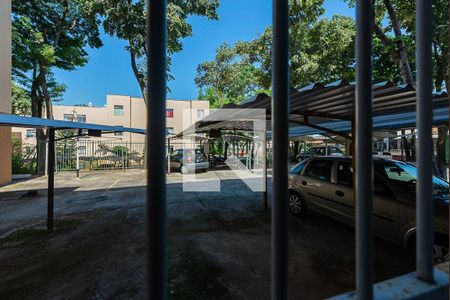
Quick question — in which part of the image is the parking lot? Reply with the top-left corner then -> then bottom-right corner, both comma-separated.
0,170 -> 414,299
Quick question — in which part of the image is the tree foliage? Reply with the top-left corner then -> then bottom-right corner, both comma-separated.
12,0 -> 102,119
12,0 -> 103,173
346,0 -> 449,90
99,0 -> 220,104
11,81 -> 31,116
196,1 -> 356,106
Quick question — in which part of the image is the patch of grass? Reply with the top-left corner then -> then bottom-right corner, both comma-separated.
0,218 -> 84,247
169,240 -> 229,300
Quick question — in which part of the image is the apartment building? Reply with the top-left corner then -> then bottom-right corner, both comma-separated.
0,0 -> 12,185
13,95 -> 210,146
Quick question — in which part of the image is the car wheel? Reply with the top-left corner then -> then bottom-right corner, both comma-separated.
181,165 -> 188,174
288,192 -> 307,217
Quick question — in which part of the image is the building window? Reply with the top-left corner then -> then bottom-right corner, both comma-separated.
78,146 -> 86,155
63,114 -> 73,121
114,105 -> 124,116
26,129 -> 36,138
77,114 -> 86,123
197,109 -> 205,119
166,127 -> 174,135
166,109 -> 174,118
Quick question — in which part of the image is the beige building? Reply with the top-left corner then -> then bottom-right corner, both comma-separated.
0,0 -> 12,185
14,95 -> 210,146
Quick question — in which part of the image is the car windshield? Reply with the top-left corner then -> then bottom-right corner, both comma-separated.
182,149 -> 204,155
376,161 -> 448,197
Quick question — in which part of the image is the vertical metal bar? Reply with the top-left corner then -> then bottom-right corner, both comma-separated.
167,138 -> 171,175
355,0 -> 374,298
262,139 -> 268,211
76,138 -> 80,178
47,128 -> 55,231
147,0 -> 168,299
271,0 -> 289,298
416,0 -> 434,282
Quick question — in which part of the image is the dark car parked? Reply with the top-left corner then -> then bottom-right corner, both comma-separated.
169,149 -> 209,174
288,156 -> 449,262
296,146 -> 343,162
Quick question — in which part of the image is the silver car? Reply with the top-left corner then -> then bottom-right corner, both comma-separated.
288,157 -> 449,261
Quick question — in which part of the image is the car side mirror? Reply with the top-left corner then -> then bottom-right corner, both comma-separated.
389,167 -> 405,175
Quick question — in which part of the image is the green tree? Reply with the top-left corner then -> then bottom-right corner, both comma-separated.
99,0 -> 220,104
196,43 -> 262,108
11,81 -> 31,116
195,3 -> 357,106
12,0 -> 103,173
346,0 -> 449,89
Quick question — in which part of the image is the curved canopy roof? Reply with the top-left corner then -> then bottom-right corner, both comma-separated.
0,113 -> 146,134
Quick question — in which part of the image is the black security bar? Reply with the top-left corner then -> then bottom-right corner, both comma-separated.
415,0 -> 434,283
271,0 -> 290,299
146,0 -> 168,299
355,0 -> 374,298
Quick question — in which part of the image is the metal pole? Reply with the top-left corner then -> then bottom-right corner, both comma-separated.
167,138 -> 171,175
271,0 -> 289,298
76,138 -> 80,178
355,0 -> 374,298
47,128 -> 55,231
262,139 -> 268,211
416,0 -> 434,282
147,0 -> 168,298
401,130 -> 405,161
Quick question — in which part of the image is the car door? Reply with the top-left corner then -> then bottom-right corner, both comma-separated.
333,161 -> 355,224
333,161 -> 400,240
300,159 -> 335,213
373,174 -> 400,242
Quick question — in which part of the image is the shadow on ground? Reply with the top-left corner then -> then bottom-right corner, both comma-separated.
0,171 -> 414,299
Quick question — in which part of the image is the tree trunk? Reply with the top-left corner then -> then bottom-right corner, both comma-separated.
433,42 -> 445,92
411,134 -> 416,161
30,68 -> 46,174
130,49 -> 148,105
382,0 -> 415,86
435,127 -> 447,178
224,141 -> 229,160
39,70 -> 54,120
293,141 -> 299,162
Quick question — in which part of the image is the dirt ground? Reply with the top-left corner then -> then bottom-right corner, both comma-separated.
0,170 -> 415,299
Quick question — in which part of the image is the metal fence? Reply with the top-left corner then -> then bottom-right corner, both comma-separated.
49,140 -> 145,172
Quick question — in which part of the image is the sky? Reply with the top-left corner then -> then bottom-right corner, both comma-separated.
54,0 -> 353,106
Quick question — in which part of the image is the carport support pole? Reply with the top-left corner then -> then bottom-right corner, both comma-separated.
146,0 -> 168,299
415,0 -> 434,283
262,138 -> 268,211
76,138 -> 80,178
271,0 -> 289,298
47,128 -> 55,231
355,0 -> 374,299
167,138 -> 171,175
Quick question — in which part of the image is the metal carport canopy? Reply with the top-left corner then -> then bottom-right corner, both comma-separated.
283,107 -> 449,138
174,80 -> 449,139
0,113 -> 146,233
239,80 -> 448,121
0,113 -> 146,134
